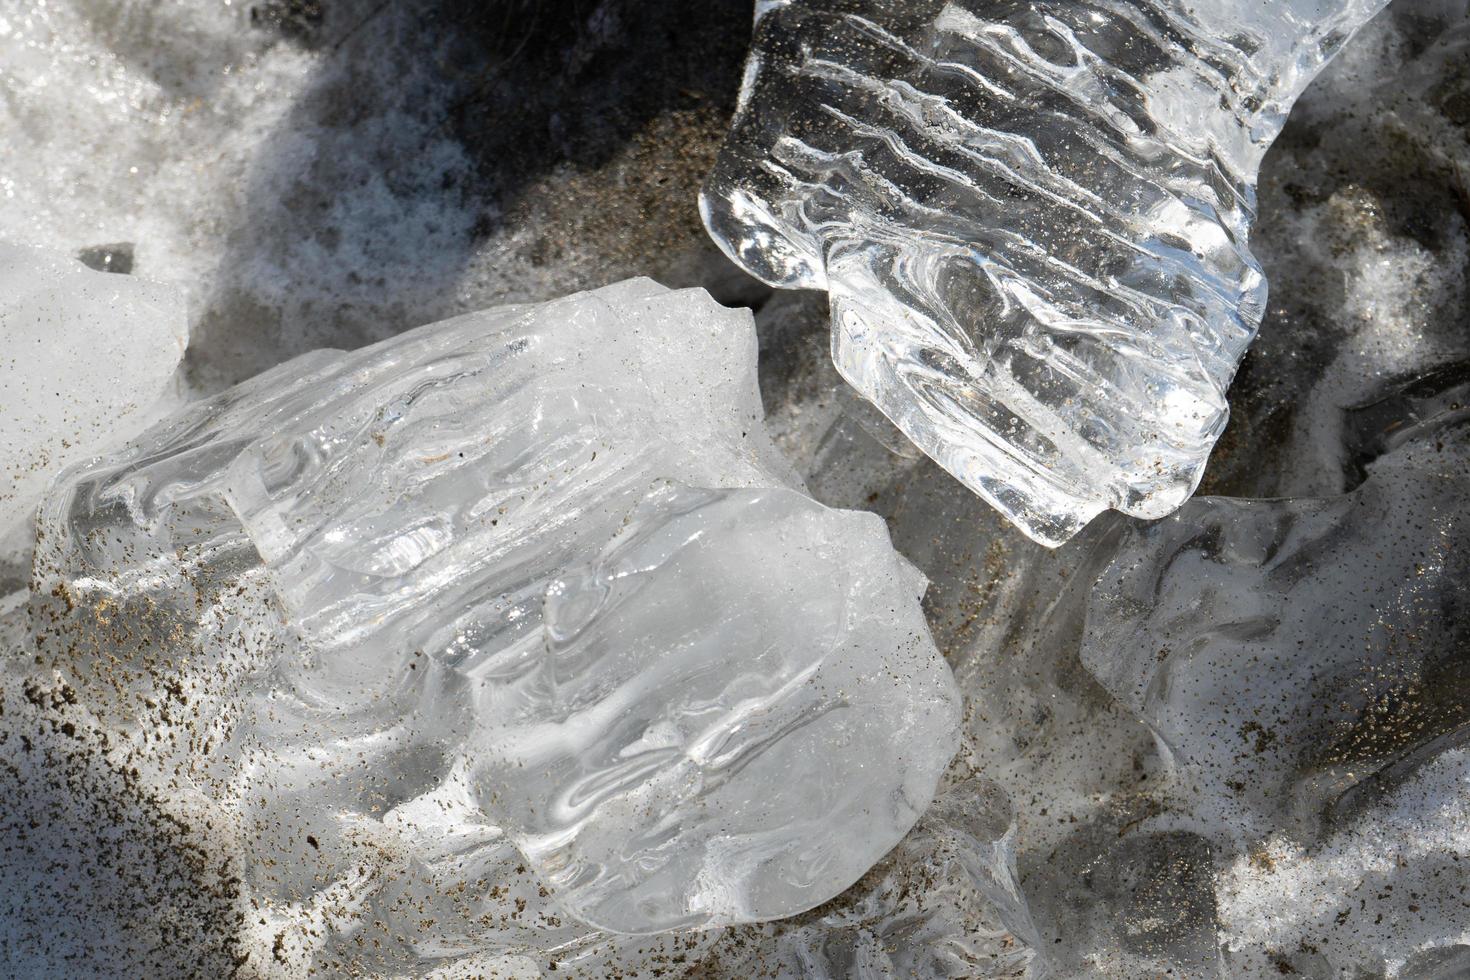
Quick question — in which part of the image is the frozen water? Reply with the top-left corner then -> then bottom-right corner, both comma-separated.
2,0 -> 1468,975
1082,387 -> 1470,841
0,0 -> 764,391
1078,362 -> 1470,973
1073,15 -> 1470,849
732,10 -> 1470,972
1081,359 -> 1470,828
696,778 -> 1040,978
704,0 -> 1393,544
24,280 -> 959,969
0,241 -> 186,538
1218,745 -> 1470,977
1200,13 -> 1470,500
501,482 -> 957,932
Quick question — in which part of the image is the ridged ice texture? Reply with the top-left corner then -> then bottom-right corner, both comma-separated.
31,279 -> 960,946
0,241 -> 185,536
703,0 -> 1391,545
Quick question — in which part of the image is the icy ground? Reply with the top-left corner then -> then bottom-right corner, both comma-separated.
1,0 -> 1468,977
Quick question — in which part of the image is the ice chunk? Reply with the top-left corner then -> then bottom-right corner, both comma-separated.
29,280 -> 960,958
703,0 -> 1392,544
1079,365 -> 1470,844
0,241 -> 186,536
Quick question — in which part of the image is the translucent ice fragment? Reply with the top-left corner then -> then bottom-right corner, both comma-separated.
32,279 -> 959,948
0,241 -> 186,535
1079,366 -> 1470,841
491,484 -> 958,932
703,0 -> 1392,544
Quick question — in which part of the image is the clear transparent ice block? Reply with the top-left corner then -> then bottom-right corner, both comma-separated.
703,0 -> 1391,544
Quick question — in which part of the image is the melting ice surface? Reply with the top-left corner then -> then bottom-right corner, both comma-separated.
1078,364 -> 1470,974
28,279 -> 959,969
703,0 -> 1393,544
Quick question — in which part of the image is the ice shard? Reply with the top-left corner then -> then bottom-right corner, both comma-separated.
28,279 -> 960,958
703,0 -> 1393,544
0,241 -> 186,537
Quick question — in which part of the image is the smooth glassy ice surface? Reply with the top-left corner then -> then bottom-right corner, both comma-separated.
703,0 -> 1393,544
497,483 -> 957,932
0,241 -> 185,537
27,280 -> 960,967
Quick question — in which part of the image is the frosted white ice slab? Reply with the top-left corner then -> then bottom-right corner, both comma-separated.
703,0 -> 1391,544
0,241 -> 185,535
32,279 -> 960,942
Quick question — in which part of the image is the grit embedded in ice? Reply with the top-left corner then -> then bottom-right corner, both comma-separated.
26,279 -> 960,973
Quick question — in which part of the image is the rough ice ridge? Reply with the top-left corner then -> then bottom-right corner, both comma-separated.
27,279 -> 960,968
703,0 -> 1392,545
0,241 -> 186,538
